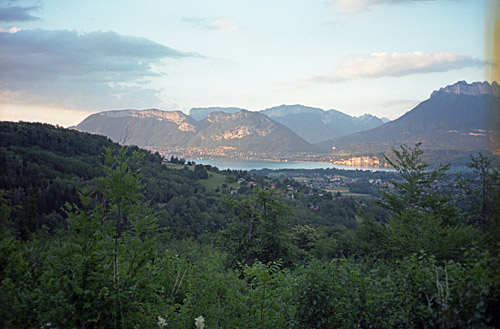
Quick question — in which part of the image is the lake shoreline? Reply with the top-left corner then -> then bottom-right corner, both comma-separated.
188,158 -> 396,172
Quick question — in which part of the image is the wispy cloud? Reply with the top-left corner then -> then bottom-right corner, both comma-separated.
0,29 -> 199,110
301,51 -> 484,84
209,19 -> 239,33
183,17 -> 238,33
330,0 -> 451,13
0,4 -> 41,22
338,52 -> 484,78
0,26 -> 20,33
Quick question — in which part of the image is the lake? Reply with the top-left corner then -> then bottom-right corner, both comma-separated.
189,159 -> 395,171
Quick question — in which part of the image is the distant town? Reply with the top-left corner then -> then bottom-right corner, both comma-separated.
145,146 -> 390,168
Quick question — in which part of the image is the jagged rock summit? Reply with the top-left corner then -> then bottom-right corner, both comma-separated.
316,80 -> 500,165
189,107 -> 245,121
432,80 -> 500,97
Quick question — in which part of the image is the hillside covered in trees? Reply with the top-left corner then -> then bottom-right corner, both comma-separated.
1,122 -> 499,328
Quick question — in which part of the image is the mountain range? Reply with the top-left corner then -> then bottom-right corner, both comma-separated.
317,81 -> 499,164
76,109 -> 312,155
189,105 -> 388,143
261,105 -> 388,143
74,81 -> 500,167
189,107 -> 245,121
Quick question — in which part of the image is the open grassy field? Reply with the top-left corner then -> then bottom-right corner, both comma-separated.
341,193 -> 372,198
163,162 -> 193,170
325,188 -> 349,194
198,172 -> 240,190
163,162 -> 248,191
325,188 -> 372,198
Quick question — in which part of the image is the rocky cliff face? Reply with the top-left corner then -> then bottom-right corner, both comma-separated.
432,81 -> 500,97
206,110 -> 258,123
187,105 -> 388,143
76,109 -> 313,154
190,107 -> 244,121
98,109 -> 196,132
203,111 -> 278,139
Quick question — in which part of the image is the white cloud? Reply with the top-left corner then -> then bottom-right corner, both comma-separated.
296,51 -> 484,86
330,0 -> 447,13
0,26 -> 20,33
208,19 -> 238,33
338,52 -> 484,78
183,17 -> 238,33
332,0 -> 386,12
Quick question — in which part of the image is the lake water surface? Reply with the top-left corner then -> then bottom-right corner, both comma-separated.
190,159 -> 395,171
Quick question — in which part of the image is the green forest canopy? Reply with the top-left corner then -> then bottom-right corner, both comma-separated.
1,122 -> 499,328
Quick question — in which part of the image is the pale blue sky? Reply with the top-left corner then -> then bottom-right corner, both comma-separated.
0,0 -> 493,126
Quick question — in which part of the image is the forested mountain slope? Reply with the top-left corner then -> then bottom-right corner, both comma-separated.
0,121 -> 357,239
0,122 -> 232,238
1,122 -> 499,329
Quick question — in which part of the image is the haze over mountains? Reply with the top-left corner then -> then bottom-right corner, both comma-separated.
76,108 -> 312,155
189,105 -> 388,143
261,105 -> 388,143
318,81 -> 500,155
75,81 -> 500,166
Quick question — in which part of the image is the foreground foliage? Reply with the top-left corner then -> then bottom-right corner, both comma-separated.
1,123 -> 499,328
2,238 -> 498,328
294,252 -> 498,329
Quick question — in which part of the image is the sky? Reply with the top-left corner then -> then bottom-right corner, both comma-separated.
0,0 -> 497,127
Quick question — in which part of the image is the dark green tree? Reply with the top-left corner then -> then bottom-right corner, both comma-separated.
0,189 -> 15,237
380,143 -> 454,220
59,147 -> 164,328
461,153 -> 499,228
194,165 -> 209,179
220,189 -> 298,267
359,143 -> 479,260
459,153 -> 500,252
16,188 -> 39,240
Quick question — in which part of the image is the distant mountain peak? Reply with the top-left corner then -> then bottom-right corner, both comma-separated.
99,108 -> 187,119
262,104 -> 325,117
317,80 -> 500,165
206,109 -> 250,122
261,105 -> 386,143
82,109 -> 197,133
75,108 -> 312,154
432,81 -> 500,97
189,107 -> 245,120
